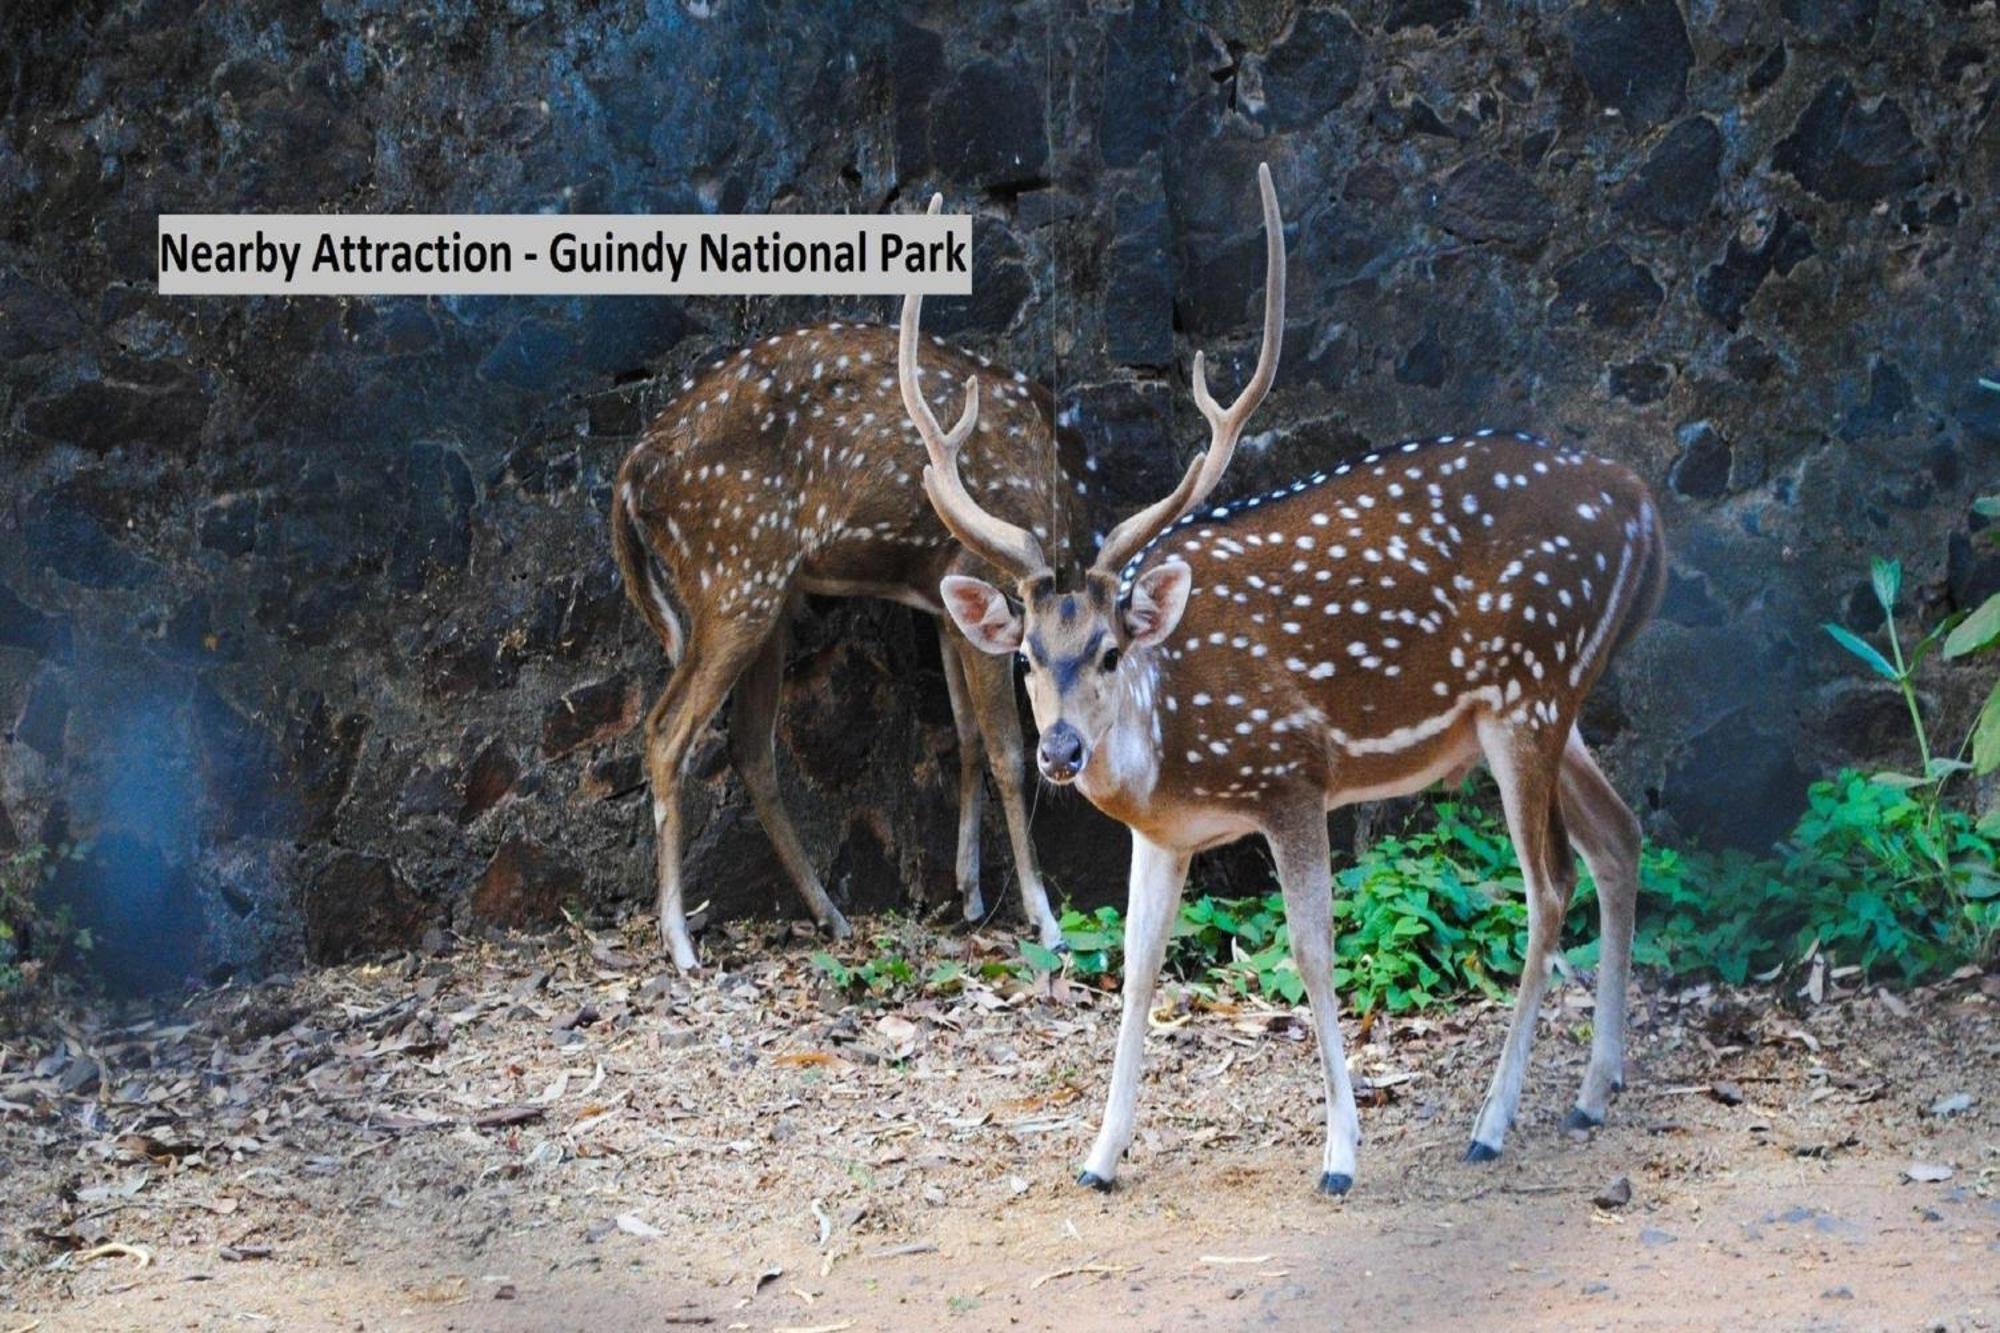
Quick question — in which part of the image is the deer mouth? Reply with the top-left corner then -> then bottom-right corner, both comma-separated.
1035,722 -> 1088,784
1038,755 -> 1084,785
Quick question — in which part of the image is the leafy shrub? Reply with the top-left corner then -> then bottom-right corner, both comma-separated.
1329,798 -> 1551,1012
1636,773 -> 1998,984
0,841 -> 91,997
1822,546 -> 2000,962
810,940 -> 917,997
1057,765 -> 1991,1006
1176,893 -> 1301,1003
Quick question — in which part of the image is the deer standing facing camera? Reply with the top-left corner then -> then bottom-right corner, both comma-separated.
612,319 -> 1080,971
900,164 -> 1664,1193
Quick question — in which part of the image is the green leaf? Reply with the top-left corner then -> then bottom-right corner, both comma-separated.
1871,558 -> 1902,616
1868,771 -> 1927,790
1019,941 -> 1062,974
1972,683 -> 2000,777
1973,495 -> 2000,518
1942,593 -> 2000,659
1925,757 -> 1973,780
1824,624 -> 1900,680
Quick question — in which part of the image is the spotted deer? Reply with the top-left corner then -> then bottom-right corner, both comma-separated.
900,164 -> 1665,1193
612,315 -> 1080,972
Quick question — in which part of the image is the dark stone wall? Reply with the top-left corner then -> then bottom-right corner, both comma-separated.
2,0 -> 1995,990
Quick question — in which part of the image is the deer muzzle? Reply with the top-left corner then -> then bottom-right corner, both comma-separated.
1036,721 -> 1087,784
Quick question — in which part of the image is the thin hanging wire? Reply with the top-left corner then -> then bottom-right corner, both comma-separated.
1040,0 -> 1067,578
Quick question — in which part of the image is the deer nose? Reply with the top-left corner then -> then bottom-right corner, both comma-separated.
1037,723 -> 1086,783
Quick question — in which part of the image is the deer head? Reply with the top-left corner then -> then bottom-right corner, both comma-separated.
900,164 -> 1286,783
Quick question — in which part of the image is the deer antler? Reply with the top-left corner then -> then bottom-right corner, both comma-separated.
898,196 -> 1051,581
1094,161 -> 1286,577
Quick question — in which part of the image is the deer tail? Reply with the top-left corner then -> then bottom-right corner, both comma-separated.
1609,497 -> 1666,661
611,477 -> 685,666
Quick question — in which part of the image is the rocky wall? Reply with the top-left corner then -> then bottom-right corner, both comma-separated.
1,0 -> 1995,991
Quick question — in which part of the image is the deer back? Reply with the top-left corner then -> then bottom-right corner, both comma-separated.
617,323 -> 1082,619
1113,431 -> 1663,834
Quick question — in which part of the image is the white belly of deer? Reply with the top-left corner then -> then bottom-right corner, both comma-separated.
1327,734 -> 1485,808
1161,803 -> 1265,851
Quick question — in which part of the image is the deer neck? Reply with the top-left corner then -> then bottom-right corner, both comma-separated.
1075,647 -> 1165,815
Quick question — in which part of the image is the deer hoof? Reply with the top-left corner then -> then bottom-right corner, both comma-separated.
823,912 -> 854,940
1562,1107 -> 1604,1132
1316,1172 -> 1353,1197
1075,1169 -> 1114,1193
1463,1140 -> 1502,1164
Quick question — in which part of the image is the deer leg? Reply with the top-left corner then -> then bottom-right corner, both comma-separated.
730,623 -> 851,940
1466,717 -> 1573,1161
1078,831 -> 1190,1190
936,626 -> 988,923
1557,730 -> 1642,1130
960,646 -> 1063,949
1268,806 -> 1363,1195
645,628 -> 765,973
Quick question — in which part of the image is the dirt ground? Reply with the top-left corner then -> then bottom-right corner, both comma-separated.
2,918 -> 1996,1333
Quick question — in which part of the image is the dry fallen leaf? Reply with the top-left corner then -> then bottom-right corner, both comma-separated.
875,1015 -> 919,1058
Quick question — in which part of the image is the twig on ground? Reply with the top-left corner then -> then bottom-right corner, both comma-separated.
862,1242 -> 937,1259
811,1197 -> 832,1249
1030,1260 -> 1128,1289
71,1242 -> 153,1269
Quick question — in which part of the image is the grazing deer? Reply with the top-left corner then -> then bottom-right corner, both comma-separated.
611,317 -> 1079,971
900,164 -> 1664,1193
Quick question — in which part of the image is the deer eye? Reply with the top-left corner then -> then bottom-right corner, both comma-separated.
1100,646 -> 1121,673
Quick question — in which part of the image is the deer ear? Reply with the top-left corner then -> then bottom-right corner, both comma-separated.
939,575 -> 1024,654
1123,560 -> 1192,647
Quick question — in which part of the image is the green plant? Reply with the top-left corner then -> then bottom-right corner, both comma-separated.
810,765 -> 1995,1012
1625,842 -> 1785,984
0,841 -> 91,996
1633,773 -> 1997,982
1004,796 -> 1592,1015
810,941 -> 916,997
1782,772 -> 1996,975
1823,549 -> 2000,959
1175,892 -> 1300,1002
